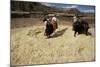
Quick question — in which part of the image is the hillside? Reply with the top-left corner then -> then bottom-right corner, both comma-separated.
11,1 -> 62,13
11,1 -> 85,17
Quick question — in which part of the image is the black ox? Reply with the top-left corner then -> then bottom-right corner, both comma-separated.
72,20 -> 90,37
44,19 -> 54,38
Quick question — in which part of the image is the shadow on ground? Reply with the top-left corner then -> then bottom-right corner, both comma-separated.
50,28 -> 68,38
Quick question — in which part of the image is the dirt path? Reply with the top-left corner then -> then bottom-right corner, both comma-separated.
11,25 -> 95,65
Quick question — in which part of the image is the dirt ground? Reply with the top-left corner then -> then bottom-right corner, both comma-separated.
11,18 -> 95,66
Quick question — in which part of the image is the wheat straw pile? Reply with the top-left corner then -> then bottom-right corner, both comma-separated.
11,25 -> 95,65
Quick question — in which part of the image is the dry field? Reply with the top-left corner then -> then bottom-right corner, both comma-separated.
11,18 -> 95,66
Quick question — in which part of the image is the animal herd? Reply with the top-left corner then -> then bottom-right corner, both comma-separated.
43,16 -> 90,38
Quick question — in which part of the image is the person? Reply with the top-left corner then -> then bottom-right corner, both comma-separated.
43,15 -> 48,25
72,14 -> 80,31
73,14 -> 79,23
51,15 -> 58,34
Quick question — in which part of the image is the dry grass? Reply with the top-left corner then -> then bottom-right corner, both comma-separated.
11,25 -> 95,65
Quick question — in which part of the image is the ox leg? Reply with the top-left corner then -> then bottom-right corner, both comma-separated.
74,31 -> 77,37
47,35 -> 50,38
44,32 -> 46,36
85,28 -> 88,36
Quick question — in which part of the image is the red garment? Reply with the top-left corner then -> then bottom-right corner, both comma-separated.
51,21 -> 58,31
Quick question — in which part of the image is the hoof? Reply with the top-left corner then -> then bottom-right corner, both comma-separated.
44,33 -> 46,36
74,35 -> 76,37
